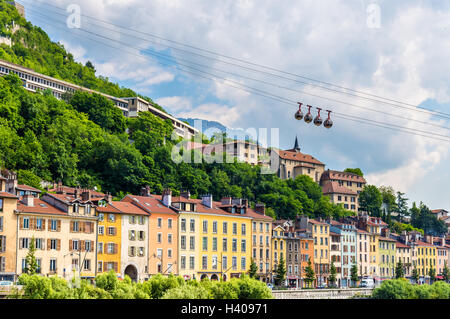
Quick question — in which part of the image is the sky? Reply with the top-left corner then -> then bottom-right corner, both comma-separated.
20,0 -> 450,210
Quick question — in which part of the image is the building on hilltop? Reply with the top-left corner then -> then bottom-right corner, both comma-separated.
0,59 -> 198,139
271,136 -> 326,183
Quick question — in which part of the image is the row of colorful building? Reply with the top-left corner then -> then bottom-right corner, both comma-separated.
0,169 -> 448,286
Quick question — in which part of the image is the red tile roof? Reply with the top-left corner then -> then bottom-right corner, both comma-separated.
395,242 -> 410,248
17,198 -> 67,216
0,191 -> 19,199
48,186 -> 105,197
320,169 -> 366,184
274,149 -> 324,165
322,181 -> 357,196
122,195 -> 177,215
17,184 -> 42,193
414,241 -> 435,247
379,236 -> 396,242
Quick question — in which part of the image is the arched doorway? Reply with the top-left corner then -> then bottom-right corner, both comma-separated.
200,274 -> 208,280
222,274 -> 227,282
211,274 -> 219,281
124,264 -> 138,282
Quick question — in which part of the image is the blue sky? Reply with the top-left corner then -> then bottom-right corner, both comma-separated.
22,0 -> 450,210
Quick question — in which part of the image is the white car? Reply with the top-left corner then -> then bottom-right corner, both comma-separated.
0,281 -> 13,286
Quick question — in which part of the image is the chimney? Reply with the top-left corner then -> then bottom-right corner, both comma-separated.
105,192 -> 112,204
201,194 -> 213,208
255,203 -> 266,215
221,196 -> 232,205
74,187 -> 81,199
140,185 -> 151,197
57,180 -> 64,194
180,190 -> 190,199
162,189 -> 172,207
81,190 -> 91,202
23,193 -> 34,207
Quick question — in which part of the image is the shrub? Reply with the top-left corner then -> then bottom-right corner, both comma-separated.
161,285 -> 211,299
372,279 -> 415,299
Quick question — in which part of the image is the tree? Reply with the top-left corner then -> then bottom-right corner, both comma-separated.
443,262 -> 449,283
329,261 -> 337,288
396,191 -> 409,221
275,255 -> 286,286
304,258 -> 315,288
350,264 -> 358,287
429,266 -> 436,284
359,185 -> 383,217
248,259 -> 258,279
25,236 -> 38,275
395,260 -> 404,279
343,168 -> 364,177
412,265 -> 419,284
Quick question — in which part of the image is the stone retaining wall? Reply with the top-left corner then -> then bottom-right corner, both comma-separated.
272,288 -> 373,299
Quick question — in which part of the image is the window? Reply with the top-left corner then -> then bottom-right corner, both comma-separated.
50,259 -> 57,272
50,219 -> 58,231
202,237 -> 208,250
107,243 -> 115,254
0,199 -> 3,212
202,256 -> 207,270
223,238 -> 228,252
181,219 -> 186,232
241,257 -> 246,270
23,217 -> 29,229
108,227 -> 116,236
181,256 -> 186,269
50,239 -> 57,250
189,256 -> 195,269
212,221 -> 217,234
98,213 -> 104,222
157,233 -> 162,243
241,239 -> 246,252
233,223 -> 237,235
98,226 -> 104,235
72,221 -> 79,232
97,261 -> 103,272
0,216 -> 2,232
241,224 -> 246,235
84,259 -> 91,271
138,216 -> 144,225
232,257 -> 237,270
232,239 -> 237,252
189,236 -> 195,250
253,222 -> 256,231
129,230 -> 136,240
158,218 -> 162,228
181,236 -> 186,250
168,218 -> 173,229
21,238 -> 29,249
168,233 -> 173,244
190,219 -> 195,232
108,214 -> 115,222
129,216 -> 136,224
202,220 -> 208,233
98,242 -> 103,254
223,222 -> 228,234
212,237 -> 217,251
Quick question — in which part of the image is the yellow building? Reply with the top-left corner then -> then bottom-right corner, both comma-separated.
357,214 -> 387,278
96,204 -> 122,275
412,241 -> 436,281
168,193 -> 252,281
249,204 -> 273,283
272,224 -> 286,283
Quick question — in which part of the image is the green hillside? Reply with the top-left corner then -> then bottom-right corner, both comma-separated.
0,0 -> 165,111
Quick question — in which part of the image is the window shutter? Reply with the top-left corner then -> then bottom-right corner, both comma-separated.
114,243 -> 118,254
70,221 -> 73,233
80,240 -> 85,252
47,239 -> 51,250
114,262 -> 118,272
47,219 -> 51,231
19,238 -> 23,249
57,220 -> 61,232
69,240 -> 73,251
129,230 -> 132,240
41,219 -> 45,231
19,217 -> 23,230
57,239 -> 61,251
80,222 -> 85,233
128,246 -> 132,257
30,217 -> 35,230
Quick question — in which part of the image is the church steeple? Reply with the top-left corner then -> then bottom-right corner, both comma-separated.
294,135 -> 300,153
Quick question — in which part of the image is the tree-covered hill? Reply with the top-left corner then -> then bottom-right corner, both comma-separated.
0,0 -> 166,112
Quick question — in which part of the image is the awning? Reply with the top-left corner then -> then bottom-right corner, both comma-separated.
436,275 -> 444,280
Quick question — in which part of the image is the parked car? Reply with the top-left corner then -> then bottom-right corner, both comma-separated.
316,283 -> 327,289
359,277 -> 375,288
266,283 -> 274,290
0,281 -> 13,286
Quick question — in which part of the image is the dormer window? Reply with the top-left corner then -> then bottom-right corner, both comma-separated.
85,204 -> 91,215
232,207 -> 236,214
73,204 -> 79,214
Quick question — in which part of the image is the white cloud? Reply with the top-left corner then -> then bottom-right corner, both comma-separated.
28,0 -> 450,207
